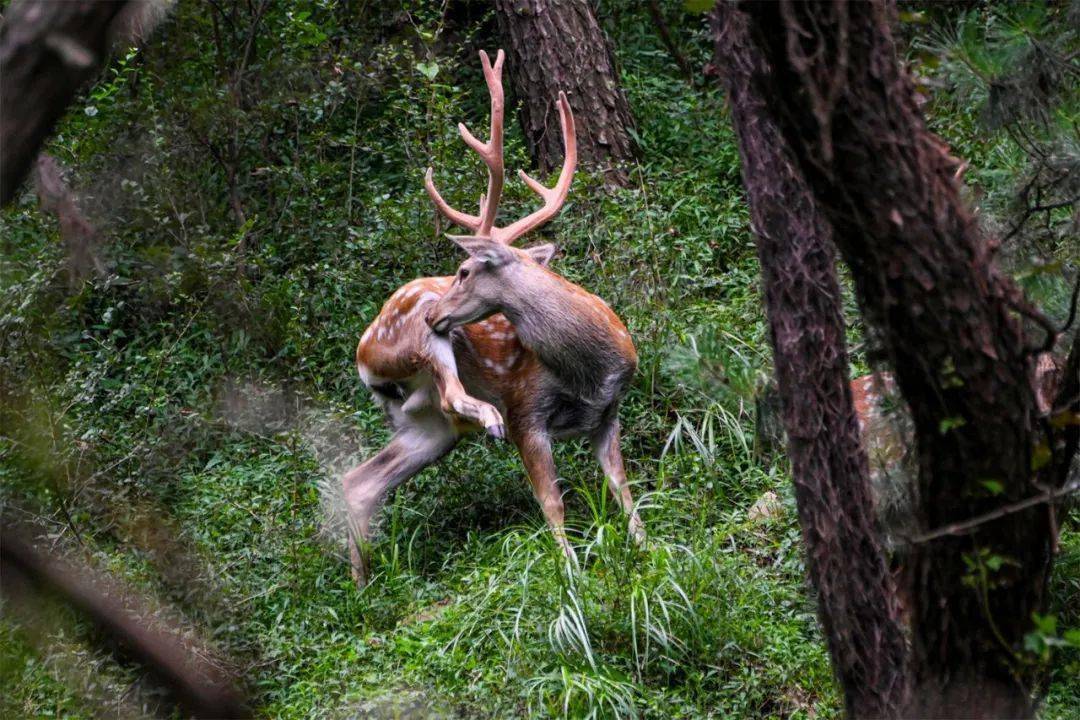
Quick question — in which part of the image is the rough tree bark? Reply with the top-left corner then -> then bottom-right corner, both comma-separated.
724,1 -> 1079,716
713,7 -> 909,718
0,0 -> 131,206
493,0 -> 638,185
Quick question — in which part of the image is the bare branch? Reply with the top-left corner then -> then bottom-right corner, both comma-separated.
1,527 -> 250,718
909,479 -> 1080,544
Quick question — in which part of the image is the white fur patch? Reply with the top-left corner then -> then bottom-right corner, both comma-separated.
357,363 -> 386,387
429,334 -> 458,372
416,291 -> 441,306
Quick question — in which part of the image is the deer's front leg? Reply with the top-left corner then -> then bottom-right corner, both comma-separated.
591,419 -> 646,545
513,428 -> 577,563
426,334 -> 505,438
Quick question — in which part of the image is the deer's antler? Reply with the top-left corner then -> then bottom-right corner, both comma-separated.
424,51 -> 577,246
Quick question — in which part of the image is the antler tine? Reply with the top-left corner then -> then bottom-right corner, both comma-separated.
475,49 -> 505,236
424,50 -> 506,237
496,91 -> 577,246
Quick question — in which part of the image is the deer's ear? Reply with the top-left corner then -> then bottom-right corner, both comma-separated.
524,243 -> 557,266
447,235 -> 513,266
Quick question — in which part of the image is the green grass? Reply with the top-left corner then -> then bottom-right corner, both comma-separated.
1,390 -> 839,718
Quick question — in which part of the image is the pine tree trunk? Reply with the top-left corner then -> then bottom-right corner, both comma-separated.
0,0 -> 131,206
724,1 -> 1076,716
494,0 -> 638,185
713,7 -> 909,717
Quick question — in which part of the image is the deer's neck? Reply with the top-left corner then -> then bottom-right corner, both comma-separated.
501,268 -> 633,392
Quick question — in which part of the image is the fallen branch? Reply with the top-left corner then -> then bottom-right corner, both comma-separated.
1,526 -> 250,719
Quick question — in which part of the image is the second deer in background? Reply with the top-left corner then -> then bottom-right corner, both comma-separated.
345,50 -> 644,587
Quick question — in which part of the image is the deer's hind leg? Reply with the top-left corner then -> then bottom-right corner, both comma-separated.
591,419 -> 646,545
342,411 -> 457,588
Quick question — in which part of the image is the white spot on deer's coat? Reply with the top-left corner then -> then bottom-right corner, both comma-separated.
417,291 -> 441,306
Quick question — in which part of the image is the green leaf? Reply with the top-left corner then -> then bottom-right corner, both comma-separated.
1032,612 -> 1057,635
938,416 -> 967,434
1064,629 -> 1080,647
1031,442 -> 1052,471
1049,411 -> 1080,429
684,0 -> 714,13
1016,260 -> 1063,280
416,61 -> 440,81
979,479 -> 1005,496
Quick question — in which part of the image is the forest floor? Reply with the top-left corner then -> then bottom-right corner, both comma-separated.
1,4 -> 1078,718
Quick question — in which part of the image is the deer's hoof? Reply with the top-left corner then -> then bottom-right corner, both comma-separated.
487,423 -> 506,440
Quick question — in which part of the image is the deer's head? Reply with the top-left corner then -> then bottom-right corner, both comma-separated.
421,49 -> 576,336
426,240 -> 557,334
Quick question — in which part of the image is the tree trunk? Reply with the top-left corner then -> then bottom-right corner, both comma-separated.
713,7 -> 909,717
725,1 -> 1075,716
493,0 -> 638,185
0,0 -> 131,206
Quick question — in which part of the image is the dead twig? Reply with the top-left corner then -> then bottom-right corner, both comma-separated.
909,477 -> 1080,545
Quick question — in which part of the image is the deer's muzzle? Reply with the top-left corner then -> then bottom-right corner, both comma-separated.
425,306 -> 451,335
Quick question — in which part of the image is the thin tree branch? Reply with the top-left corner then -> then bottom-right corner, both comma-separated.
1,527 -> 250,718
648,0 -> 694,83
909,479 -> 1080,545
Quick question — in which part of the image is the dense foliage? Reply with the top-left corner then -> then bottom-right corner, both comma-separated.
1,2 -> 1076,718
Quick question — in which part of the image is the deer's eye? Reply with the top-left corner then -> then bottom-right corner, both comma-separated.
459,268 -> 470,279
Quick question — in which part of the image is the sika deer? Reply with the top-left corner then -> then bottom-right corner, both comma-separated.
346,50 -> 642,587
